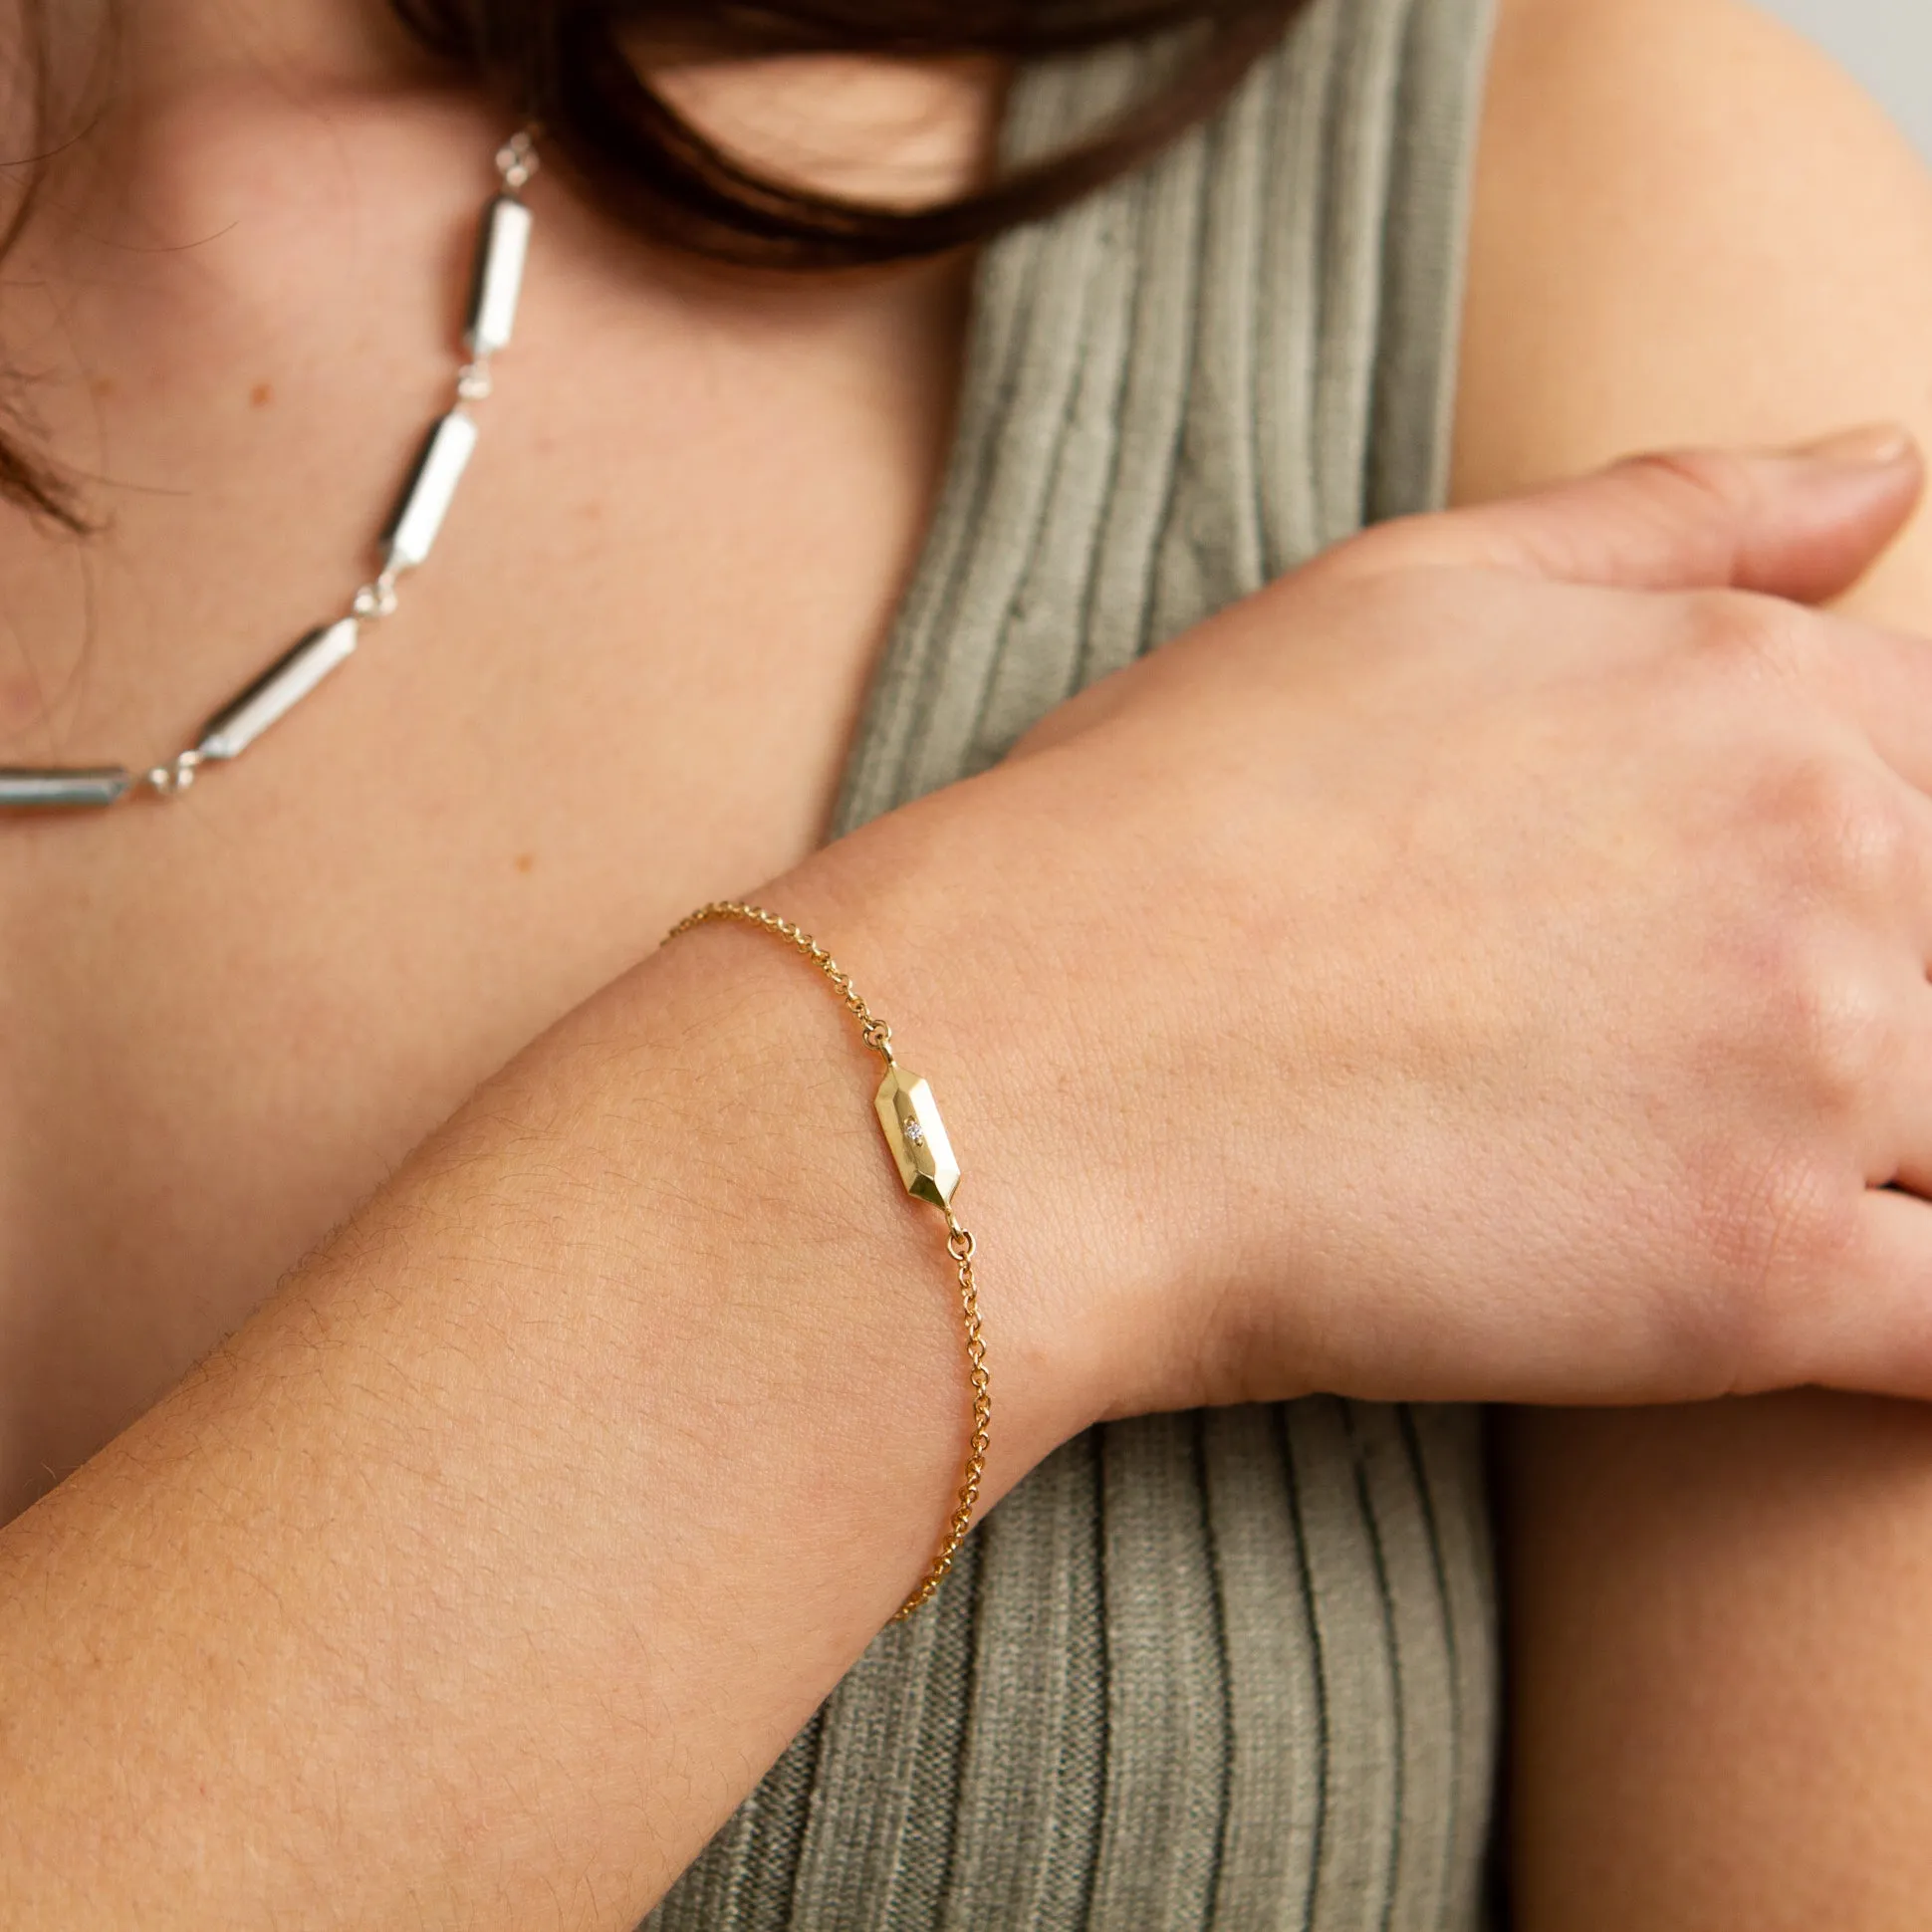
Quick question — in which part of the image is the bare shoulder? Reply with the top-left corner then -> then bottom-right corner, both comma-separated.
1456,0 -> 1932,607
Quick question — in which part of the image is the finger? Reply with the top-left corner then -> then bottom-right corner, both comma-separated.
1806,1188 -> 1932,1400
1327,428 -> 1924,602
1863,961 -> 1932,1196
1781,613 -> 1932,801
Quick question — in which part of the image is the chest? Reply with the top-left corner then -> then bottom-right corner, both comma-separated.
0,129 -> 965,1514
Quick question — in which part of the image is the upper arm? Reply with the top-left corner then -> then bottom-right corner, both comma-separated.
1454,0 -> 1932,1922
1457,0 -> 1932,602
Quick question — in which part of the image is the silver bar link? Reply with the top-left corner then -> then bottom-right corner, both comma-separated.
465,195 -> 533,358
381,410 -> 479,573
0,767 -> 134,810
196,617 -> 361,762
5,129 -> 537,817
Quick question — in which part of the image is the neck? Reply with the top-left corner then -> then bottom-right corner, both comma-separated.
1,0 -> 440,254
46,0 -> 425,101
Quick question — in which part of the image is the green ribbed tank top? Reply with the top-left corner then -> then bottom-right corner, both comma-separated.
650,1 -> 1499,1923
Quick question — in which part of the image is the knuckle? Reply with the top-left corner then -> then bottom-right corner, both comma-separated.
1605,449 -> 1761,582
1617,447 -> 1759,522
1778,954 -> 1895,1108
1678,587 -> 1809,680
1774,756 -> 1913,902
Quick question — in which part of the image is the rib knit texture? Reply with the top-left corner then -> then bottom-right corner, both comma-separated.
647,0 -> 1499,1923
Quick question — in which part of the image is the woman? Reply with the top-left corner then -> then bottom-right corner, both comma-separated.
2,0 -> 1931,1924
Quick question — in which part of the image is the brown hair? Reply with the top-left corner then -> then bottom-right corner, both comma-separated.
388,0 -> 1302,269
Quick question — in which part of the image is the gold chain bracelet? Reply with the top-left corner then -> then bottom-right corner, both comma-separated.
662,901 -> 992,1621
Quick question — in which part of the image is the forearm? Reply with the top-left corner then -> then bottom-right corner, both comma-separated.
0,900 -> 1070,1927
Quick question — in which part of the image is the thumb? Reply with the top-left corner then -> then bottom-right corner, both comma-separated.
1331,426 -> 1924,604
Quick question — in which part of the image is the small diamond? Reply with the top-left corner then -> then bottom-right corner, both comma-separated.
875,1067 -> 959,1209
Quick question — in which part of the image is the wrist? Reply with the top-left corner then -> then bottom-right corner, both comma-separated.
759,796 -> 1148,1454
631,891 -> 1092,1513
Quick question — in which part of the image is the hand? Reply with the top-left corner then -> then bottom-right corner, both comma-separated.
781,432 -> 1932,1424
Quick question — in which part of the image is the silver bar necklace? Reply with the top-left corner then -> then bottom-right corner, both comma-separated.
0,129 -> 539,813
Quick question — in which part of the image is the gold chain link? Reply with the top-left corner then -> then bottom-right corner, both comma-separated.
663,900 -> 992,1622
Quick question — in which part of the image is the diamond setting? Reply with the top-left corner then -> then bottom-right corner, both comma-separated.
873,1066 -> 960,1209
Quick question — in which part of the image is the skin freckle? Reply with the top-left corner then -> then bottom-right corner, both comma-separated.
250,381 -> 274,408
89,374 -> 116,400
0,674 -> 49,731
514,851 -> 537,875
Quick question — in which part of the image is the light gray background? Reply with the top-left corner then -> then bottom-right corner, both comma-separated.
1758,0 -> 1932,161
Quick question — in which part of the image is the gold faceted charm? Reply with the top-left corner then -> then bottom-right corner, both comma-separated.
874,1066 -> 961,1209
660,900 -> 989,1620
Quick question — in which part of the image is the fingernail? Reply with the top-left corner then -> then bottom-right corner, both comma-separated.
1792,423 -> 1918,469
